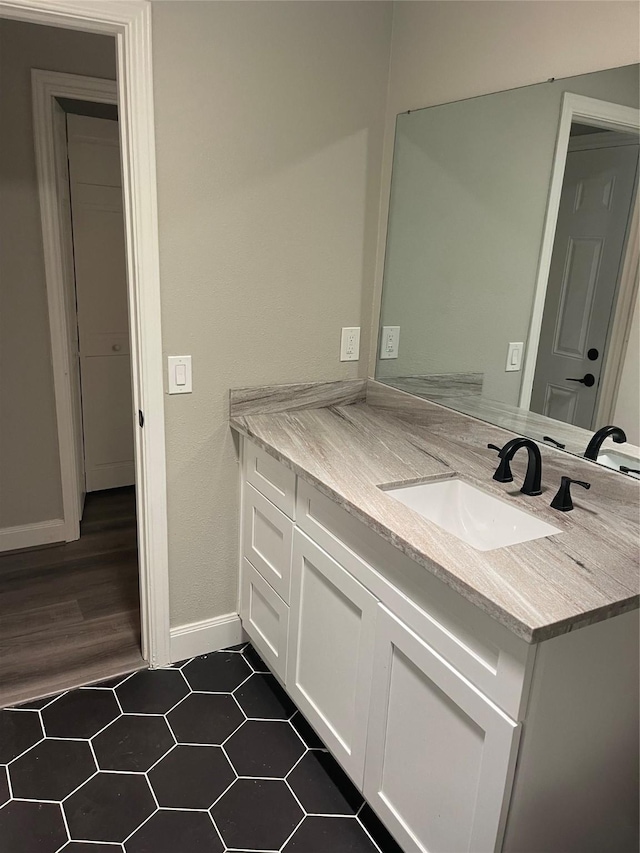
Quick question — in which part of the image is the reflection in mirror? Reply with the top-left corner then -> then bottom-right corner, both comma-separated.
376,64 -> 639,478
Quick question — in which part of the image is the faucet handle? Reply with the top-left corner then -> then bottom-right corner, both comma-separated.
550,476 -> 591,512
487,443 -> 513,483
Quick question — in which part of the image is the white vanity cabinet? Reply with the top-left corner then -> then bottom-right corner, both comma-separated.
365,605 -> 519,853
237,437 -> 639,853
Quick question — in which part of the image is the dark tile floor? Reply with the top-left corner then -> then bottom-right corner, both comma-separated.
0,643 -> 403,853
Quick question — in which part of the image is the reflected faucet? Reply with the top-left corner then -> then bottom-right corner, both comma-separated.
584,425 -> 627,461
488,437 -> 542,496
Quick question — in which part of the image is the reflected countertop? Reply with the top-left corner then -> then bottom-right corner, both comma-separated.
229,379 -> 639,644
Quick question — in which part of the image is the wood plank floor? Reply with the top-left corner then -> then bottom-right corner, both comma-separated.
0,487 -> 144,709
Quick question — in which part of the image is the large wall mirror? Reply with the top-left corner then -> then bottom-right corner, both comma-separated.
376,64 -> 640,478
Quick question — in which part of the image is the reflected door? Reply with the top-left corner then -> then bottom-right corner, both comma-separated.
531,142 -> 638,428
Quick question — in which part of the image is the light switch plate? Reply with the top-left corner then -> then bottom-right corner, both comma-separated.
380,326 -> 400,359
506,342 -> 523,372
340,327 -> 360,361
168,355 -> 192,393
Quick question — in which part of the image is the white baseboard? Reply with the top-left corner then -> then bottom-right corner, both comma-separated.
169,612 -> 244,662
0,518 -> 66,553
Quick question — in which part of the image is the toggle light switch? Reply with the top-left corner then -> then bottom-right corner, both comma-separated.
168,355 -> 192,394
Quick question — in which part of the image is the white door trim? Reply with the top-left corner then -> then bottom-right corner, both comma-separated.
520,93 -> 640,410
2,0 -> 171,668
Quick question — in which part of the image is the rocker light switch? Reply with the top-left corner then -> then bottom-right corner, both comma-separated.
168,355 -> 192,394
506,342 -> 523,372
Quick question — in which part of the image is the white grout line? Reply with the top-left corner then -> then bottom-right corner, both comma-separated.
277,811 -> 306,852
283,746 -> 310,780
142,741 -> 177,776
120,805 -> 159,845
208,807 -> 228,849
61,769 -> 99,802
57,798 -> 72,849
4,734 -> 46,765
207,776 -> 237,811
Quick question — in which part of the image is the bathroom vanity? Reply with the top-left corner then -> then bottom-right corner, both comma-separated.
230,379 -> 639,853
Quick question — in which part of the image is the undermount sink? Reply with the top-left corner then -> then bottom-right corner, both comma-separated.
596,450 -> 640,479
383,477 -> 562,551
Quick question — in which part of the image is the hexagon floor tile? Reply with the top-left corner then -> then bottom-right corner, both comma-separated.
0,643 -> 399,853
0,709 -> 43,762
42,690 -> 120,739
92,714 -> 174,772
225,719 -> 305,778
167,692 -> 244,744
148,744 -> 235,809
64,772 -> 156,842
9,738 -> 96,801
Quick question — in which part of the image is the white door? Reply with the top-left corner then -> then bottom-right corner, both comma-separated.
286,529 -> 377,787
364,605 -> 520,853
67,113 -> 134,492
531,142 -> 639,429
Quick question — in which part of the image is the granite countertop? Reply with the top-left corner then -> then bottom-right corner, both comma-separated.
230,380 -> 640,644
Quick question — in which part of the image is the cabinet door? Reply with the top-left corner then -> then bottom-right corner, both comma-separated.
287,530 -> 377,786
365,605 -> 520,853
240,558 -> 289,683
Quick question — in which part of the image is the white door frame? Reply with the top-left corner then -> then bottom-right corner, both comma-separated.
520,93 -> 640,411
1,0 -> 171,668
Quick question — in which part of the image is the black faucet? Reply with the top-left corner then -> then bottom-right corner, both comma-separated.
488,438 -> 543,496
584,425 -> 627,460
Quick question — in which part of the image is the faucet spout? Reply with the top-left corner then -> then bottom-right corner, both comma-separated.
584,425 -> 627,461
494,437 -> 543,496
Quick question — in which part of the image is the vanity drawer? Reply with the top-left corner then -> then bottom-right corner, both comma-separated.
243,483 -> 293,603
296,478 -> 534,721
244,440 -> 296,519
240,559 -> 289,683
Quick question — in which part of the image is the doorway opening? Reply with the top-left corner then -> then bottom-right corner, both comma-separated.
0,4 -> 169,707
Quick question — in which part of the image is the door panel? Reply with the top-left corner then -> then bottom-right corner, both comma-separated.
67,114 -> 134,492
531,143 -> 639,428
287,529 -> 377,786
365,605 -> 520,853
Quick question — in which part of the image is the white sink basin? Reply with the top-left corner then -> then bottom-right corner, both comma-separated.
596,451 -> 640,479
384,477 -> 562,551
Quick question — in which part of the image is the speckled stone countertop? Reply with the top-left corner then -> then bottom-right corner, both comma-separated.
230,380 -> 639,644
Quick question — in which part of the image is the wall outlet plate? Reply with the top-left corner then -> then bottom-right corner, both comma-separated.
380,326 -> 400,359
340,327 -> 360,361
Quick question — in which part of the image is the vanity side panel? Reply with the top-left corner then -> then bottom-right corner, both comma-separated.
503,608 -> 639,853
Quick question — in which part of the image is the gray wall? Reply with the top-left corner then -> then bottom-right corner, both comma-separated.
377,64 -> 639,407
0,20 -> 116,529
151,1 -> 392,627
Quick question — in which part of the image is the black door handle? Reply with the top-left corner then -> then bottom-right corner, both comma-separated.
565,374 -> 595,387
